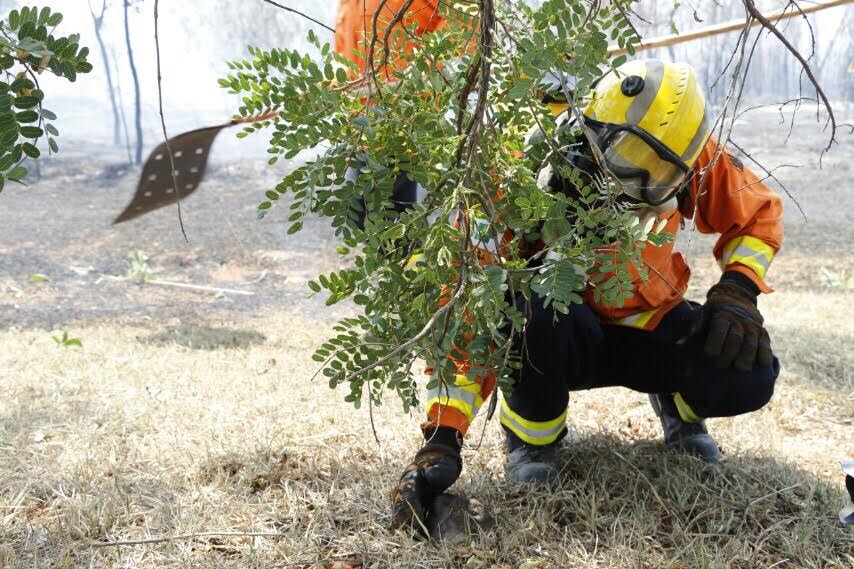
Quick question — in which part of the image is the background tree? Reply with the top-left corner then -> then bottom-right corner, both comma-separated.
123,0 -> 142,164
88,0 -> 122,148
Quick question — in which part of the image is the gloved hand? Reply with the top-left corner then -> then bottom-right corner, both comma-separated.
696,272 -> 772,372
390,440 -> 462,535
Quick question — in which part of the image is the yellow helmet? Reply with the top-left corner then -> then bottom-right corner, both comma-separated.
582,59 -> 711,205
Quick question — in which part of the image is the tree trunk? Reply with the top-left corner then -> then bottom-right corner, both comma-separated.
89,1 -> 122,148
111,47 -> 134,164
123,0 -> 143,165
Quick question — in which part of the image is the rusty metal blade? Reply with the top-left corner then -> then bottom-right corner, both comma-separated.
113,123 -> 231,224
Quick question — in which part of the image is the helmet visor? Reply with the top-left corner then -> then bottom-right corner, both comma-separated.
588,121 -> 691,206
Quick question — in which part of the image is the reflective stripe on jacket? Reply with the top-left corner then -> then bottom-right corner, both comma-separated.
423,137 -> 784,436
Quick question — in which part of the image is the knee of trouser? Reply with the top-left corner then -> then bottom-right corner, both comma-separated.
680,356 -> 780,419
714,356 -> 780,416
739,356 -> 780,413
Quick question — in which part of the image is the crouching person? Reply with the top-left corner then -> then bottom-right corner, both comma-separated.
390,59 -> 784,532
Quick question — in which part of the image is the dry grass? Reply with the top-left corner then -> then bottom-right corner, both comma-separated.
1,111 -> 853,567
1,295 -> 852,568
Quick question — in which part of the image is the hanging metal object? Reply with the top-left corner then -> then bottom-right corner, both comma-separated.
113,111 -> 277,224
113,123 -> 227,223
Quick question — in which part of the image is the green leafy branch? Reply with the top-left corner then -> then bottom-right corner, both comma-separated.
0,5 -> 92,190
221,0 -> 648,411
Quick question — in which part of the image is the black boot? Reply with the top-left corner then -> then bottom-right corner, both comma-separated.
504,430 -> 560,485
649,393 -> 721,464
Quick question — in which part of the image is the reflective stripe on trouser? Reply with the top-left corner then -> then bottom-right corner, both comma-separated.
614,307 -> 660,330
426,374 -> 485,425
499,399 -> 567,446
673,392 -> 702,423
719,236 -> 775,279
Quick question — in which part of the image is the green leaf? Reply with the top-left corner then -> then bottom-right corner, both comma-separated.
0,154 -> 14,171
20,126 -> 43,139
45,123 -> 58,136
28,273 -> 50,282
288,221 -> 303,234
12,96 -> 38,109
10,77 -> 35,92
7,165 -> 27,181
40,108 -> 57,120
15,110 -> 38,123
48,137 -> 58,153
38,7 -> 51,26
22,142 -> 40,158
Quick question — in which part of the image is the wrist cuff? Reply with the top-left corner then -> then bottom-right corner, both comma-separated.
721,270 -> 760,297
422,426 -> 463,452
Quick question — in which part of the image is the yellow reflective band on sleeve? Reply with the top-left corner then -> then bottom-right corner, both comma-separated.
673,392 -> 702,424
614,308 -> 660,329
719,236 -> 776,279
499,400 -> 567,445
426,374 -> 485,424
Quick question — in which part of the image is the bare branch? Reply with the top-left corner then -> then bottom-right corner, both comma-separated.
91,531 -> 286,547
741,0 -> 837,156
259,0 -> 335,33
153,0 -> 188,242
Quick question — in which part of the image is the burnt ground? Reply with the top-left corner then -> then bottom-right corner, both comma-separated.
0,104 -> 852,568
1,106 -> 851,331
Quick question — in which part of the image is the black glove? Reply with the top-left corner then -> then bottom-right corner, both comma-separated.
390,428 -> 462,535
696,271 -> 772,372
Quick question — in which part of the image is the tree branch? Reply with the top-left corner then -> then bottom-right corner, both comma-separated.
259,0 -> 335,33
741,0 -> 837,156
154,0 -> 188,242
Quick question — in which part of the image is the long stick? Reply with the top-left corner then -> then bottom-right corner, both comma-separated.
608,0 -> 854,56
90,531 -> 284,548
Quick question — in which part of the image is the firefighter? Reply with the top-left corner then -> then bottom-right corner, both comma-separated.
335,0 -> 448,228
390,59 -> 784,531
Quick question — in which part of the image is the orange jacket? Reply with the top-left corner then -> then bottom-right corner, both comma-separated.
424,138 -> 784,436
334,0 -> 445,77
582,138 -> 783,329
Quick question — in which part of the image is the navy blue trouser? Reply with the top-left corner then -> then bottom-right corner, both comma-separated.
501,294 -> 780,443
349,170 -> 418,231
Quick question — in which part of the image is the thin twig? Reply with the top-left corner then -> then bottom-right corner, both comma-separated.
154,0 -> 187,242
90,531 -> 285,548
727,139 -> 806,221
260,0 -> 335,33
741,0 -> 837,156
99,274 -> 254,296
